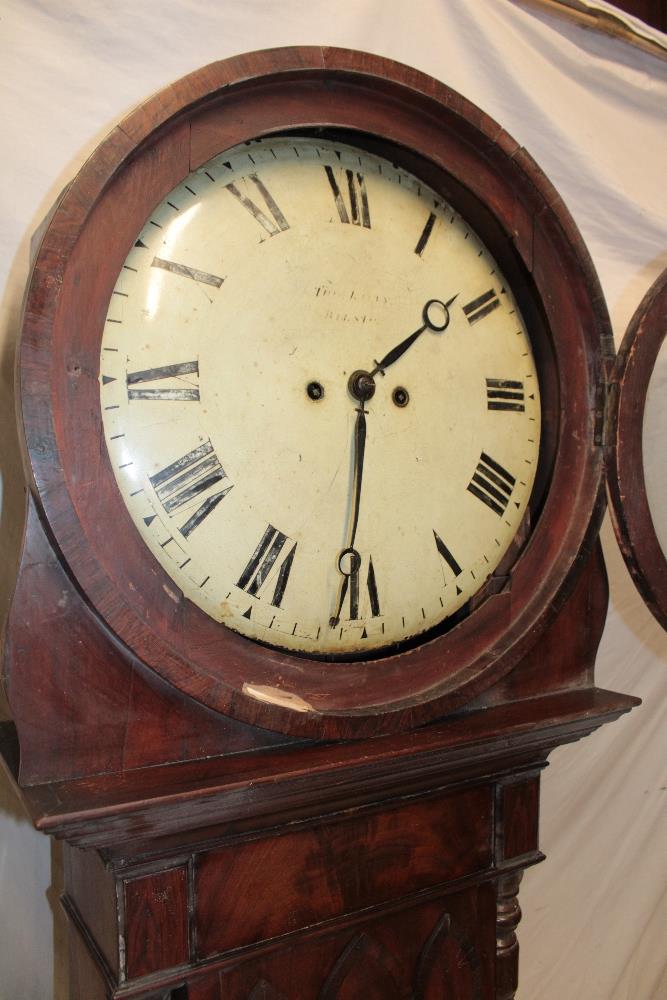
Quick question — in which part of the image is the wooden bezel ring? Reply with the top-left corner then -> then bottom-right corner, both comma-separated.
608,268 -> 667,630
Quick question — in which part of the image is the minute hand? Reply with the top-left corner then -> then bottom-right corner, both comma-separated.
370,295 -> 457,377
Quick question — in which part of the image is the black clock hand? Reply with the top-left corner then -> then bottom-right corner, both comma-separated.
348,404 -> 367,549
369,295 -> 458,377
330,403 -> 367,627
330,298 -> 456,628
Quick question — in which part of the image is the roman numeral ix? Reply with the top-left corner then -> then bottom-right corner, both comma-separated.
324,166 -> 371,228
225,174 -> 290,237
467,452 -> 516,516
486,378 -> 525,412
127,361 -> 200,401
149,440 -> 232,537
463,288 -> 500,325
237,524 -> 297,609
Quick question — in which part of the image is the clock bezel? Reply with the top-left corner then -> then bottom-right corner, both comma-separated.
19,47 -> 610,738
607,268 -> 667,630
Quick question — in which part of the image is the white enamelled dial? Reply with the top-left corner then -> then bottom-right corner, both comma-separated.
100,136 -> 541,657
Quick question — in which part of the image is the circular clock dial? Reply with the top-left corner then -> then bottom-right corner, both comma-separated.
100,136 -> 541,657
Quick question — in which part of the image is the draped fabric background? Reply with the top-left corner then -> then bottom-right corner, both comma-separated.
0,2 -> 665,997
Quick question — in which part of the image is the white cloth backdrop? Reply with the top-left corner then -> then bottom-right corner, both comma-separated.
0,2 -> 665,997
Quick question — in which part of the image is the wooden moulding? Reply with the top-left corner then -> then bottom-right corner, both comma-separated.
607,267 -> 667,630
0,686 -> 638,852
2,494 -> 614,787
16,47 -> 613,738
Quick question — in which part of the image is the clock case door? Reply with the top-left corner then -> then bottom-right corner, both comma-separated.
606,266 -> 667,631
0,47 -> 640,1000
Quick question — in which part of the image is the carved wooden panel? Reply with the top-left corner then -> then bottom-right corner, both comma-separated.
204,887 -> 493,999
248,981 -> 289,1000
196,786 -> 492,957
319,932 -> 405,999
414,911 -> 483,999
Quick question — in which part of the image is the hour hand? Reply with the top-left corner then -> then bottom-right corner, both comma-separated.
370,296 -> 457,377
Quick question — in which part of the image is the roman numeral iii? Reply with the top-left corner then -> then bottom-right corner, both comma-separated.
127,361 -> 200,401
149,441 -> 232,537
467,452 -> 516,516
486,378 -> 525,412
463,289 -> 500,324
237,524 -> 297,608
225,174 -> 290,237
324,166 -> 371,228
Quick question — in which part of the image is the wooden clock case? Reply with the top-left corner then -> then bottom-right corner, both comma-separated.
0,48 -> 643,999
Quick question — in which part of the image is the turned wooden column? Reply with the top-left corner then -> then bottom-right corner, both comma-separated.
495,871 -> 523,1000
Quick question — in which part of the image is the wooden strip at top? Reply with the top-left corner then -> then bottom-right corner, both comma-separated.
512,0 -> 667,61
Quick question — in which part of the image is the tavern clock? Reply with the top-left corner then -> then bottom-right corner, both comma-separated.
1,48 -> 650,999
